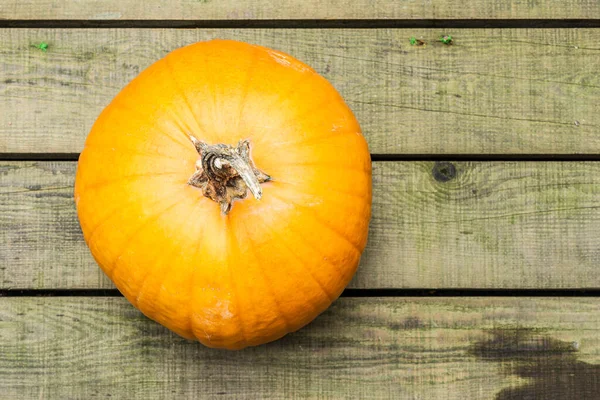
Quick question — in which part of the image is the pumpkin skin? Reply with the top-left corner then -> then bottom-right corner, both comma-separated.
74,39 -> 371,350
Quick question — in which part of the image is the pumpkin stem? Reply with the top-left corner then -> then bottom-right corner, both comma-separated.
188,136 -> 271,214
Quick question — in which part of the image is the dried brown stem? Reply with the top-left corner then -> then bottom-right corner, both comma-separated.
188,136 -> 271,214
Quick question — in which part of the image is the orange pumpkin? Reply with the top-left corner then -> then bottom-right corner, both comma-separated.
74,39 -> 371,349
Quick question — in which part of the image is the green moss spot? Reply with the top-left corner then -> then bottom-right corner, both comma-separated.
439,35 -> 453,45
409,37 -> 426,47
33,42 -> 49,52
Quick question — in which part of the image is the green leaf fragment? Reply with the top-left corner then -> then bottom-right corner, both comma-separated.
439,35 -> 453,45
34,42 -> 49,52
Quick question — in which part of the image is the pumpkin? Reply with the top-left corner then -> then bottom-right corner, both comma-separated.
74,39 -> 371,350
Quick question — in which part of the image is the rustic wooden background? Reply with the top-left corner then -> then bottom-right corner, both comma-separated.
1,1 -> 600,399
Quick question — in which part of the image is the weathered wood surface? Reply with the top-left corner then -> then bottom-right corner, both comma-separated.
4,161 -> 600,290
0,297 -> 598,399
1,29 -> 599,155
1,0 -> 600,20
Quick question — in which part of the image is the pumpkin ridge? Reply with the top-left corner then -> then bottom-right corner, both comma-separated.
273,179 -> 369,200
107,96 -> 193,152
258,192 -> 352,287
236,217 -> 295,335
163,55 -> 212,144
142,201 -> 205,340
264,94 -> 340,139
267,182 -> 352,208
78,171 -> 183,192
184,202 -> 213,342
235,46 -> 260,134
134,198 -> 204,312
134,240 -> 184,312
268,190 -> 364,254
103,199 -> 182,277
267,128 -> 355,151
246,69 -> 315,137
160,104 -> 207,151
81,143 -> 187,162
250,201 -> 335,303
225,226 -> 249,348
80,184 -> 183,241
206,53 -> 219,142
268,184 -> 371,241
271,162 -> 370,172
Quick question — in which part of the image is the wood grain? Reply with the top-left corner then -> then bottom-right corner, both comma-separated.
1,0 -> 599,20
4,161 -> 600,290
0,297 -> 598,399
1,29 -> 599,154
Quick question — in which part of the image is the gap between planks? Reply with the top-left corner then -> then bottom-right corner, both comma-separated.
1,0 -> 600,20
2,288 -> 600,297
1,20 -> 600,29
6,154 -> 600,162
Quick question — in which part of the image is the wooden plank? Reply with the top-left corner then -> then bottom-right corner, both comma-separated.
4,161 -> 600,290
0,162 -> 110,289
0,297 -> 598,399
1,28 -> 599,155
1,0 -> 599,20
